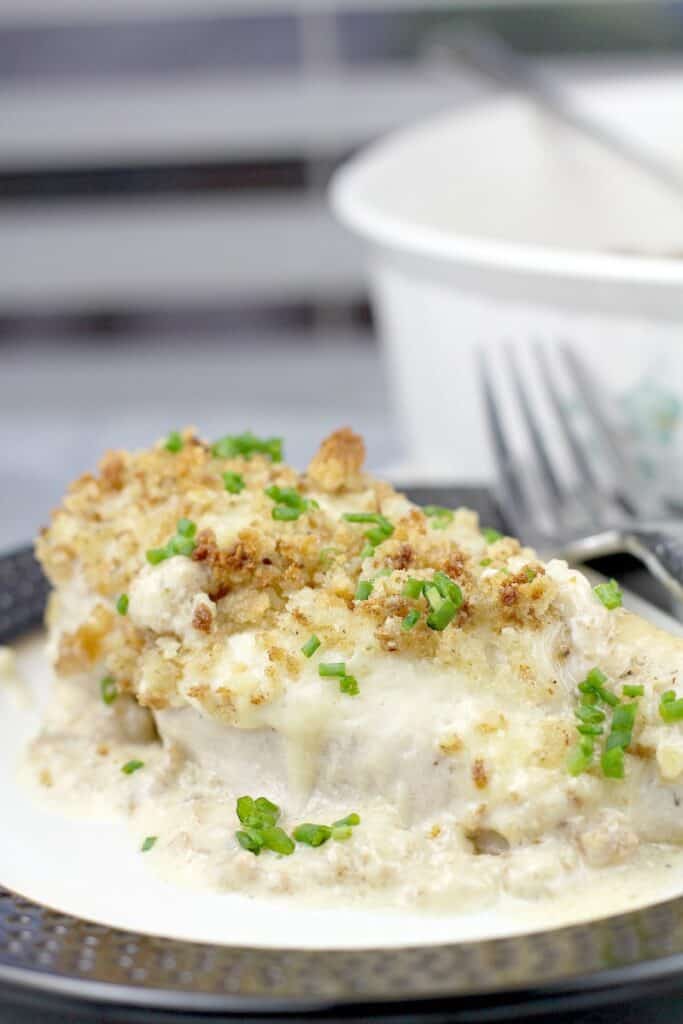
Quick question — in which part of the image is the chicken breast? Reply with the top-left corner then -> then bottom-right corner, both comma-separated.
29,427 -> 683,912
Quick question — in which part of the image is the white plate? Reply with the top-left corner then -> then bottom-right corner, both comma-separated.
4,579 -> 683,952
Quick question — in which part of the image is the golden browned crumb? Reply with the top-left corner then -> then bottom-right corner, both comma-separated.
306,427 -> 366,493
472,758 -> 489,790
36,427 -> 561,719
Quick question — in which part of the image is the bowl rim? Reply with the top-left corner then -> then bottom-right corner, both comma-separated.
330,100 -> 683,289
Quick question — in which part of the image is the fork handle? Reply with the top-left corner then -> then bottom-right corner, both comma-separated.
624,530 -> 683,602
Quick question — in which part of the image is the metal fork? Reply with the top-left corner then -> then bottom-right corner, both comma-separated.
480,343 -> 683,601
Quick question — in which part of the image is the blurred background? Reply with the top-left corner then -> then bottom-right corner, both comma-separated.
2,0 -> 683,550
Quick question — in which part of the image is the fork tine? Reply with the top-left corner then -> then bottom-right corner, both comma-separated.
560,345 -> 655,517
504,346 -> 567,519
478,349 -> 532,536
534,344 -> 599,491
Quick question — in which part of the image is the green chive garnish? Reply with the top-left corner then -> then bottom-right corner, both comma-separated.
423,505 -> 454,530
319,662 -> 346,678
578,667 -> 618,707
100,675 -> 118,705
426,599 -> 458,631
146,519 -> 197,564
261,826 -> 295,856
567,735 -> 595,776
594,578 -> 623,610
122,760 -> 144,775
403,578 -> 424,599
236,829 -> 264,855
402,609 -> 420,631
223,471 -> 245,494
482,527 -> 503,543
480,558 -> 492,567
601,745 -> 625,779
332,813 -> 360,828
176,518 -> 196,538
169,536 -> 196,557
272,505 -> 300,521
164,430 -> 183,453
212,431 -> 282,462
354,579 -> 373,601
623,683 -> 644,698
301,635 -> 321,658
660,692 -> 683,723
141,836 -> 157,852
116,594 -> 129,616
343,512 -> 383,524
339,675 -> 360,696
293,823 -> 332,847
146,547 -> 168,565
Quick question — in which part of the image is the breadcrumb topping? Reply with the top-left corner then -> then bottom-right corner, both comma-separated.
37,427 -> 566,721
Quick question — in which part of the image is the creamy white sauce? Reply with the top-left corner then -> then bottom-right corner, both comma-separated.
22,662 -> 683,929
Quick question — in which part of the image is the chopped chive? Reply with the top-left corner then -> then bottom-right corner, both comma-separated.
236,829 -> 264,855
402,609 -> 420,631
272,505 -> 300,522
424,584 -> 443,612
332,813 -> 360,828
301,635 -> 321,658
482,527 -> 503,544
222,471 -> 245,494
343,512 -> 383,524
567,742 -> 593,776
524,568 -> 537,582
579,667 -> 618,706
100,675 -> 118,706
661,690 -> 676,703
116,593 -> 129,616
265,485 -> 303,509
426,597 -> 458,631
403,578 -> 424,599
331,825 -> 353,841
293,823 -> 332,847
623,684 -> 644,698
339,674 -> 360,696
146,547 -> 169,565
359,542 -> 375,560
424,506 -> 454,530
432,572 -> 463,608
164,430 -> 183,453
170,536 -> 196,557
319,662 -> 346,678
479,558 -> 492,567
594,578 -> 623,610
601,746 -> 625,779
236,795 -> 281,831
211,431 -> 282,462
365,526 -> 389,546
354,579 -> 373,601
660,694 -> 683,723
261,826 -> 295,856
577,723 -> 604,736
121,759 -> 144,775
575,705 -> 606,724
176,518 -> 196,538
141,836 -> 157,852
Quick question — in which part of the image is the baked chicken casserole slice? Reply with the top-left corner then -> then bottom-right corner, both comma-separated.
30,427 -> 683,911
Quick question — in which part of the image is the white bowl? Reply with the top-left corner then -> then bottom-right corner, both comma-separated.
331,70 -> 683,487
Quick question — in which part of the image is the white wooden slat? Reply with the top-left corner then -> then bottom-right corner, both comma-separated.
0,0 -> 619,26
0,69 -> 479,169
0,196 -> 363,309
